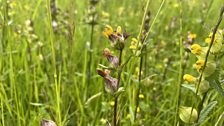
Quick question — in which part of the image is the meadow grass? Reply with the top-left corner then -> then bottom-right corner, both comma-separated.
0,0 -> 224,126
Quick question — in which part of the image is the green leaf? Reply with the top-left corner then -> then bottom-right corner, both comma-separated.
198,101 -> 217,123
181,84 -> 196,93
205,70 -> 224,97
85,92 -> 102,106
114,87 -> 125,97
29,102 -> 44,106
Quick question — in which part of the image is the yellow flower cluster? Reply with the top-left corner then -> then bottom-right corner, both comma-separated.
129,38 -> 138,49
181,30 -> 223,124
183,30 -> 223,95
189,33 -> 197,39
204,31 -> 223,53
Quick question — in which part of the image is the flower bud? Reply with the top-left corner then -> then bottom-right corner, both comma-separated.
179,106 -> 198,123
97,69 -> 118,93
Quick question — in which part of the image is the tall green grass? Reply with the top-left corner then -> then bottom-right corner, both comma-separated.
0,0 -> 223,126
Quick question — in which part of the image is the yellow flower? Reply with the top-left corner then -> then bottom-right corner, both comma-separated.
126,114 -> 131,119
205,33 -> 218,44
100,118 -> 107,124
205,31 -> 223,53
139,94 -> 144,99
137,107 -> 140,113
109,101 -> 115,106
189,33 -> 197,39
183,74 -> 196,83
205,37 -> 211,43
191,44 -> 202,55
194,60 -> 205,71
102,25 -> 113,38
129,38 -> 138,49
116,26 -> 122,34
101,11 -> 110,18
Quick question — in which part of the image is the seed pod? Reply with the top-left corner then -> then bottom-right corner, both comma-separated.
197,80 -> 210,94
103,48 -> 119,67
179,106 -> 198,123
203,62 -> 216,77
104,75 -> 118,93
194,61 -> 216,77
97,69 -> 118,93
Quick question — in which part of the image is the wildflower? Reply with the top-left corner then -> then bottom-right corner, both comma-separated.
194,60 -> 216,77
116,26 -> 122,34
129,38 -> 139,50
137,107 -> 140,113
194,60 -> 205,72
179,106 -> 198,123
102,25 -> 129,50
190,44 -> 202,55
126,114 -> 131,119
103,48 -> 119,67
39,54 -> 44,61
139,94 -> 144,99
189,33 -> 197,39
187,32 -> 197,44
183,74 -> 196,83
205,31 -> 223,53
109,101 -> 115,106
101,11 -> 110,18
100,118 -> 107,124
97,69 -> 118,93
205,38 -> 211,43
102,25 -> 113,38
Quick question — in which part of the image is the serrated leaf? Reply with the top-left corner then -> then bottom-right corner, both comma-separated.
205,70 -> 224,97
209,80 -> 224,97
198,101 -> 217,123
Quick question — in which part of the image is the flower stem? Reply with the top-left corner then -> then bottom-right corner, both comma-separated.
87,15 -> 95,95
114,49 -> 123,126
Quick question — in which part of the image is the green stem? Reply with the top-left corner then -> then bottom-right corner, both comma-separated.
135,0 -> 150,55
134,48 -> 144,120
174,0 -> 183,125
87,16 -> 95,94
114,49 -> 123,126
46,0 -> 61,125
